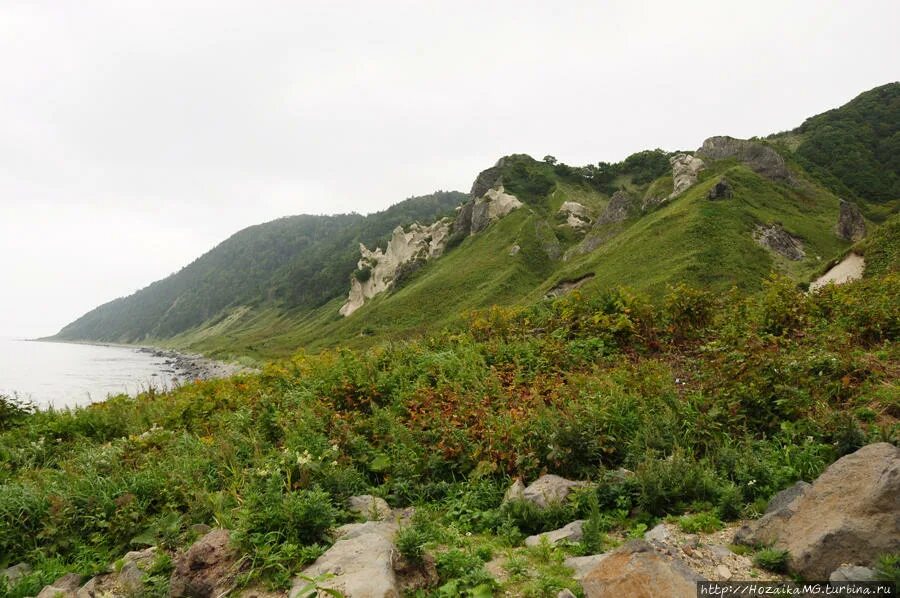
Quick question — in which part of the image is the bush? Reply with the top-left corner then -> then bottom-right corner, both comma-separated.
754,548 -> 789,573
500,499 -> 576,536
874,553 -> 900,584
677,511 -> 724,534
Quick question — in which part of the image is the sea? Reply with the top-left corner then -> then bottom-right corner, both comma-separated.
0,337 -> 180,410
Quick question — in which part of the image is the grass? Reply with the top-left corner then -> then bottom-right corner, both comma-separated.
1,270 -> 897,595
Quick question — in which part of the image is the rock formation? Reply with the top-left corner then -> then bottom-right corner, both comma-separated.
696,136 -> 792,183
80,547 -> 158,598
597,191 -> 638,225
753,224 -> 805,260
667,154 -> 705,200
835,199 -> 867,241
290,521 -> 400,598
340,219 -> 451,316
558,201 -> 592,230
707,178 -> 733,200
733,442 -> 900,579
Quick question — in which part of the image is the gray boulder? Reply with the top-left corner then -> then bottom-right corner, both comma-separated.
521,475 -> 589,508
697,136 -> 793,183
829,565 -> 876,582
503,478 -> 526,503
291,521 -> 399,598
581,540 -> 704,598
596,191 -> 637,225
525,520 -> 585,547
565,554 -> 609,581
1,563 -> 31,586
753,224 -> 805,260
347,495 -> 392,521
836,199 -> 867,241
734,443 -> 900,579
36,573 -> 83,598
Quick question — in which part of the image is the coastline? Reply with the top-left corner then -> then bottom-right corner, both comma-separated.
33,337 -> 252,383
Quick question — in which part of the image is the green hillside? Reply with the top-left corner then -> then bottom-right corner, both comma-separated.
54,84 -> 900,360
54,191 -> 467,343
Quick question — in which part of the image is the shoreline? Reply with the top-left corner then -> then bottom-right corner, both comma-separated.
32,337 -> 251,384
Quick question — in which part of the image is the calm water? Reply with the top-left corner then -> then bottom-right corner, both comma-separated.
0,337 -> 179,409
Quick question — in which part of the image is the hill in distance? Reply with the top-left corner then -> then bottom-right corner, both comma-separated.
54,83 -> 900,360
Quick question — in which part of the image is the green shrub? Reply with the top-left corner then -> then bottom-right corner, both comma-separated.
754,548 -> 789,573
874,553 -> 900,584
500,499 -> 576,536
677,511 -> 724,534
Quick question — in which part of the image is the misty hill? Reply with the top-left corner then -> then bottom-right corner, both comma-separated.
54,191 -> 466,342
55,84 -> 900,358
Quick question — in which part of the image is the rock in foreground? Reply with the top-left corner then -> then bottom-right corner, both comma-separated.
581,540 -> 704,598
734,442 -> 900,579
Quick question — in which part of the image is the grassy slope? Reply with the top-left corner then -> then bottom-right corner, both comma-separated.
162,160 -> 855,361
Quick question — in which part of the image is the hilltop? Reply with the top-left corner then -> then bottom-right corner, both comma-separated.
53,83 -> 900,360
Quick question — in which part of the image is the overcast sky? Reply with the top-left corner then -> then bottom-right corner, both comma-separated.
1,0 -> 898,338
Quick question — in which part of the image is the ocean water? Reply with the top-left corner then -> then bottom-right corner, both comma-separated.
0,337 -> 179,409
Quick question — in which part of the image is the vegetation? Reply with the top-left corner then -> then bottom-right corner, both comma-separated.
1,269 -> 897,594
789,82 -> 900,205
53,191 -> 466,343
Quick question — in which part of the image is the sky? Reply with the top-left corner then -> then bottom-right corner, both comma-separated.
0,0 -> 898,338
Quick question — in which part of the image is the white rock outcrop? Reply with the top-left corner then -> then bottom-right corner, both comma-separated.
340,219 -> 451,316
668,154 -> 705,200
558,201 -> 592,230
471,185 -> 523,233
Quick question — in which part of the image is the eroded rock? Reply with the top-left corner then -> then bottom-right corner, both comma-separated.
471,186 -> 523,234
836,199 -> 867,241
170,529 -> 244,598
581,540 -> 705,598
559,201 -> 592,230
565,554 -> 609,581
734,443 -> 900,579
291,521 -> 399,598
697,136 -> 792,183
668,154 -> 705,199
753,224 -> 805,260
36,573 -> 83,598
340,220 -> 452,316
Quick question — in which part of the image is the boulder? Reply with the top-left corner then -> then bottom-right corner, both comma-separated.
643,524 -> 673,546
525,520 -> 585,547
829,565 -> 876,583
78,547 -> 157,598
765,481 -> 811,515
696,136 -> 792,183
347,495 -> 392,521
581,540 -> 705,598
36,573 -> 83,598
596,191 -> 637,225
753,224 -> 805,260
290,521 -> 399,598
835,199 -> 867,241
668,154 -> 705,199
1,563 -> 31,586
734,443 -> 900,579
522,475 -> 588,509
557,590 -> 577,598
565,554 -> 608,581
707,178 -> 733,200
503,478 -> 526,503
170,529 -> 244,598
